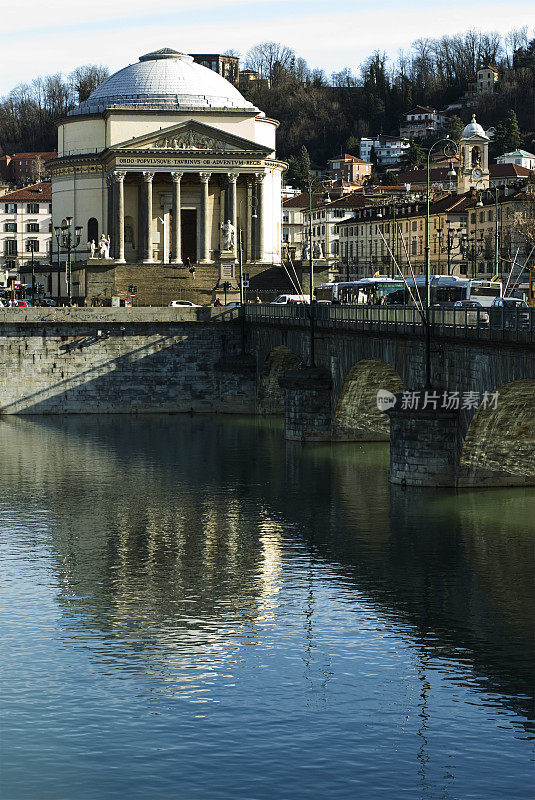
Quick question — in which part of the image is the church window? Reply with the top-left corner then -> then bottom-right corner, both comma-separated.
88,217 -> 98,243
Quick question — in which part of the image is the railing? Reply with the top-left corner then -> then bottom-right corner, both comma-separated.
244,304 -> 535,344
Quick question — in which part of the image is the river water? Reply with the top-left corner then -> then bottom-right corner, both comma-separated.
1,415 -> 533,800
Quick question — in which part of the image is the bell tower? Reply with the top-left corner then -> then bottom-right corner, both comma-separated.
457,114 -> 490,194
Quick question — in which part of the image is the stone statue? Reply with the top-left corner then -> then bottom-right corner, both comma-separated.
313,242 -> 324,259
88,240 -> 96,259
99,234 -> 111,260
302,241 -> 310,260
221,219 -> 236,250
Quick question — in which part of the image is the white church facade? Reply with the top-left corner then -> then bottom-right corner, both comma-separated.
48,48 -> 285,304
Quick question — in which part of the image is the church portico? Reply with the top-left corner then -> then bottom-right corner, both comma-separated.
101,165 -> 272,267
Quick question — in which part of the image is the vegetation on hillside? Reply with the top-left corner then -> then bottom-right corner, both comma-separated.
0,28 -> 533,168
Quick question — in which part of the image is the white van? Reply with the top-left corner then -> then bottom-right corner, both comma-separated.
270,294 -> 310,304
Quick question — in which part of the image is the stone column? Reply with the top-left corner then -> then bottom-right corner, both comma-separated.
387,399 -> 462,487
199,172 -> 212,264
115,170 -> 126,264
279,367 -> 333,442
171,172 -> 183,264
106,176 -> 113,253
255,172 -> 265,262
143,171 -> 154,263
227,173 -> 238,256
245,177 -> 253,263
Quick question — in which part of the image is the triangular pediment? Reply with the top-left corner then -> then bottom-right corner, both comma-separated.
112,120 -> 272,155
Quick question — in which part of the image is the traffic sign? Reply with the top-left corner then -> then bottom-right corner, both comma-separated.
242,280 -> 249,288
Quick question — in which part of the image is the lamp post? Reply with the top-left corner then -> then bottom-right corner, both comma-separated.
460,231 -> 484,278
474,177 -> 500,279
238,197 -> 257,306
424,138 -> 458,388
27,239 -> 37,306
437,225 -> 464,276
54,217 -> 82,305
305,177 -> 315,367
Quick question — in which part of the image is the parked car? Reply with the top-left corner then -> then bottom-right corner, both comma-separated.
35,298 -> 57,307
491,297 -> 529,309
168,300 -> 201,308
490,296 -> 530,328
12,300 -> 29,307
454,299 -> 489,324
270,294 -> 310,304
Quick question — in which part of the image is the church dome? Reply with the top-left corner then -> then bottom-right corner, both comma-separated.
462,114 -> 488,139
71,48 -> 257,115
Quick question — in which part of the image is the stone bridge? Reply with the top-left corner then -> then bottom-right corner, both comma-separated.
0,306 -> 533,488
245,306 -> 535,488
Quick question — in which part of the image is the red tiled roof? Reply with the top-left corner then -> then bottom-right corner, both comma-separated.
328,154 -> 371,164
490,163 -> 530,177
1,182 -> 52,201
283,192 -> 323,208
396,163 -> 531,185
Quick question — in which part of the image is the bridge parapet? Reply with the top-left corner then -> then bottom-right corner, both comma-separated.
245,304 -> 535,345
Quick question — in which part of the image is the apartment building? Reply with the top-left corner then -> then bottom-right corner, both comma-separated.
359,136 -> 410,167
0,183 -> 52,289
327,154 -> 372,185
0,152 -> 56,187
399,107 -> 445,140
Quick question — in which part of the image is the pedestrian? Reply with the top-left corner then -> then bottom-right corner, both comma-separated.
214,297 -> 222,307
255,296 -> 262,304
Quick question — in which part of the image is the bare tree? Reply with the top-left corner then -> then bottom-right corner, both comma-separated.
69,65 -> 109,103
245,41 -> 296,81
505,27 -> 529,68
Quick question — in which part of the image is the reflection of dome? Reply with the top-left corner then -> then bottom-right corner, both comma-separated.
71,48 -> 257,115
462,114 -> 488,139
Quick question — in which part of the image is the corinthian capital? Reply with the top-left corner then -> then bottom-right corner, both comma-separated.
199,172 -> 211,184
143,171 -> 154,183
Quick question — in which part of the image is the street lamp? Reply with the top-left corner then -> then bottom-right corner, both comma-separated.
474,177 -> 500,280
238,197 -> 258,307
54,217 -> 82,305
27,239 -> 37,306
437,224 -> 464,276
424,138 -> 458,388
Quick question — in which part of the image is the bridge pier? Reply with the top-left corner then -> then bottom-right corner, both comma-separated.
387,400 -> 462,487
279,367 -> 333,442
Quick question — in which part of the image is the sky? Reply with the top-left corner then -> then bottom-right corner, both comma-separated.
0,0 -> 533,95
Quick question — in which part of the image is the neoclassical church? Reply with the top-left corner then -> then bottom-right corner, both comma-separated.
49,48 -> 285,304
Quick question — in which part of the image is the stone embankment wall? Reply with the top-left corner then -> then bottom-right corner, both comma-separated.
0,308 -> 254,414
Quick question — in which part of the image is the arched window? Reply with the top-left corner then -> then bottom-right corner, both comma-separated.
87,218 -> 98,243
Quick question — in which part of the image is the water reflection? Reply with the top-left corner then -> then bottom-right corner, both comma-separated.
0,414 -> 533,799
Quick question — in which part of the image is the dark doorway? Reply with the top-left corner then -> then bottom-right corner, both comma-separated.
181,210 -> 197,262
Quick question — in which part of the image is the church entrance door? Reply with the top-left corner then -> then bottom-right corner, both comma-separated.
168,209 -> 198,263
181,210 -> 197,263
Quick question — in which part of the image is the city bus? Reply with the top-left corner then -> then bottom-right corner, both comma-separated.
314,278 -> 405,304
387,275 -> 502,307
469,279 -> 502,307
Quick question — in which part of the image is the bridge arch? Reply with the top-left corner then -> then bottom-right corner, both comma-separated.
333,358 -> 406,440
257,345 -> 300,415
459,379 -> 535,486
